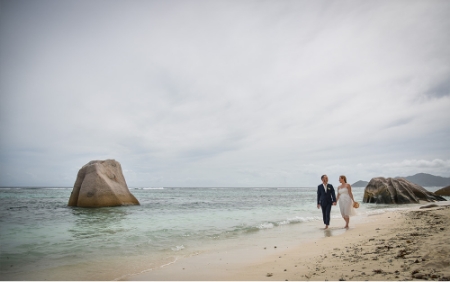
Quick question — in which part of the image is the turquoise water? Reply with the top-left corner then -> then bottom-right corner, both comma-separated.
0,186 -> 446,280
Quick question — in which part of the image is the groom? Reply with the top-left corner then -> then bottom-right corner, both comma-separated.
317,174 -> 336,229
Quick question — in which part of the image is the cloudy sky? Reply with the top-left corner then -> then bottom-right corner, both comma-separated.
1,0 -> 449,187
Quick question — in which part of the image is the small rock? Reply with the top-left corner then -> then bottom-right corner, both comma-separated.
267,273 -> 273,277
420,203 -> 439,209
373,269 -> 383,274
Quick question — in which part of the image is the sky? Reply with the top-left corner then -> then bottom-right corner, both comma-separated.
1,0 -> 449,187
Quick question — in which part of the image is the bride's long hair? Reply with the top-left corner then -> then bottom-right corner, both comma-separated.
340,175 -> 347,183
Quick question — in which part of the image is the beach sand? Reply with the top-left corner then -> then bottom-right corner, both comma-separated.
125,202 -> 450,281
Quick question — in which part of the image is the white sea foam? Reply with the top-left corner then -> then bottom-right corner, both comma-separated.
171,245 -> 185,251
279,220 -> 290,225
285,216 -> 319,223
258,222 -> 275,229
161,257 -> 180,267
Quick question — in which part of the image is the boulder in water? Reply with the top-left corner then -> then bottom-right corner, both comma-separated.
363,177 -> 446,204
68,159 -> 139,207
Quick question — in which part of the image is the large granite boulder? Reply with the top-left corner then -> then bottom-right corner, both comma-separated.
435,186 -> 450,196
68,159 -> 139,207
363,177 -> 446,204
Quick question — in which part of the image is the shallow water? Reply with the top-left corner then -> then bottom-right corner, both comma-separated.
0,186 -> 446,280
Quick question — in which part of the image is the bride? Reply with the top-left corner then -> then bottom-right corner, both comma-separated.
336,175 -> 356,228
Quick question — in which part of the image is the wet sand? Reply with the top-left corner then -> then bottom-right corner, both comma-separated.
125,202 -> 450,281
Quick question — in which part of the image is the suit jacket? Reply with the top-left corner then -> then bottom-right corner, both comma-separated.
317,183 -> 337,206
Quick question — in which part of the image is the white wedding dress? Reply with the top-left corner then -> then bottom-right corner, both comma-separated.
338,187 -> 356,217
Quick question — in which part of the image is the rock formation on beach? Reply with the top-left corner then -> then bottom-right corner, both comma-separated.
435,185 -> 450,196
363,177 -> 446,204
68,159 -> 139,207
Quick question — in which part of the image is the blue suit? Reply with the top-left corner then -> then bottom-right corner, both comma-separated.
317,183 -> 337,226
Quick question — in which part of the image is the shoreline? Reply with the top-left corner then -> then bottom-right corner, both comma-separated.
124,202 -> 450,281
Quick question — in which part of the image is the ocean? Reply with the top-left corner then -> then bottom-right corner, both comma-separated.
0,186 -> 447,280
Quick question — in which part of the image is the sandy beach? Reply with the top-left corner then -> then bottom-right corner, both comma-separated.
125,202 -> 450,281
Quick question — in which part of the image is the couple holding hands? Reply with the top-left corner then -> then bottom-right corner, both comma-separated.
317,174 -> 358,229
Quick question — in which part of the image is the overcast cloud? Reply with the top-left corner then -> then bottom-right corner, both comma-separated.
1,0 -> 449,187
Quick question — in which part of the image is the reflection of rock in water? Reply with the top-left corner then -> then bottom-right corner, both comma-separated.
69,207 -> 128,239
68,159 -> 139,207
363,177 -> 447,204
